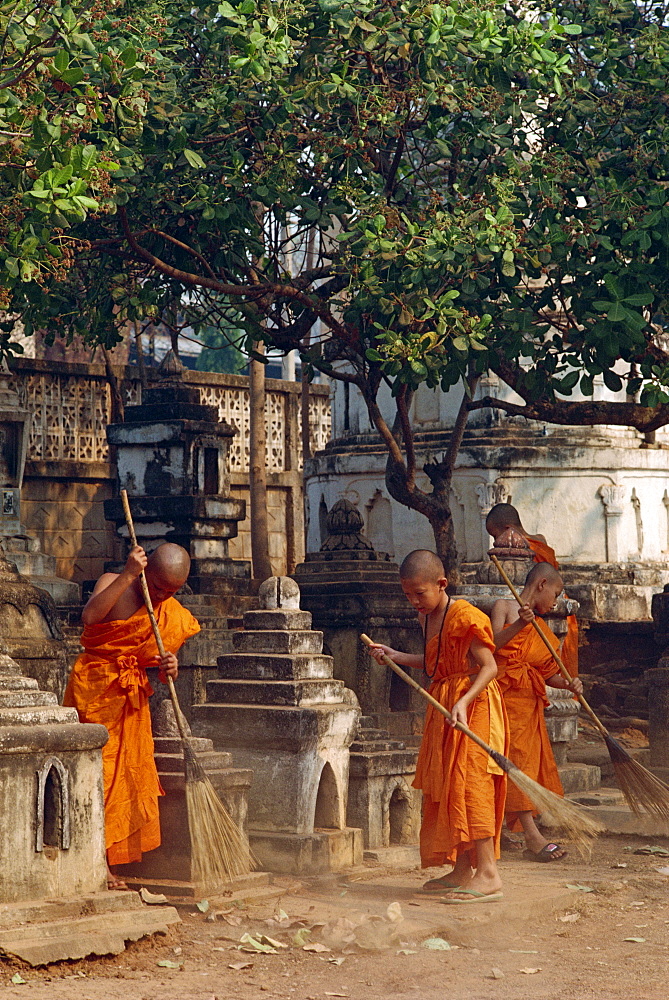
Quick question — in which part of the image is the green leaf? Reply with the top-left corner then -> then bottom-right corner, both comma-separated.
183,149 -> 206,169
602,370 -> 623,393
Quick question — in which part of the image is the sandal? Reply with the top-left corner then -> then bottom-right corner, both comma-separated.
420,875 -> 462,893
440,889 -> 504,905
523,842 -> 567,862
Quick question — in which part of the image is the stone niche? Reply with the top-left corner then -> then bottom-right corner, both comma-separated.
293,499 -> 424,744
105,351 -> 249,593
192,577 -> 363,875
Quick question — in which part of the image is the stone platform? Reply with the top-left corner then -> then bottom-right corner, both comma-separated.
0,891 -> 180,966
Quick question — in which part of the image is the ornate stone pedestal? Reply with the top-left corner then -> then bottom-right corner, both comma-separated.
293,499 -> 424,743
0,650 -> 179,964
104,351 -> 249,594
192,577 -> 363,875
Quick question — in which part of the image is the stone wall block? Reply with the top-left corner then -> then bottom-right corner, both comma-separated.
217,652 -> 332,681
232,630 -> 323,655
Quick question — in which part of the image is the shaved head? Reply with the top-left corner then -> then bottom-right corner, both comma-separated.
147,542 -> 191,586
525,561 -> 562,590
399,549 -> 446,582
486,503 -> 523,534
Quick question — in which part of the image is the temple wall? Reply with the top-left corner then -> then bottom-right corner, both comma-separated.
11,359 -> 330,586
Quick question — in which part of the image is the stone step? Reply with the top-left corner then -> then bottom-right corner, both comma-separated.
0,704 -> 79,726
206,677 -> 347,707
154,750 -> 234,773
0,674 -> 39,691
556,798 -> 669,838
356,728 -> 391,741
0,896 -> 180,966
232,629 -> 324,655
216,653 -> 334,682
359,716 -> 378,728
557,762 -> 602,793
122,870 -> 273,905
567,786 -> 626,807
0,689 -> 58,708
350,740 -> 406,753
153,736 -> 219,755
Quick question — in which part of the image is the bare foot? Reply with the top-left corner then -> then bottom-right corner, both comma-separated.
107,870 -> 130,891
421,858 -> 474,893
440,870 -> 503,901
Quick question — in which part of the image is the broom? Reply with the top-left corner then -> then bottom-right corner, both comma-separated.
360,633 -> 603,855
120,489 -> 254,888
491,553 -> 669,822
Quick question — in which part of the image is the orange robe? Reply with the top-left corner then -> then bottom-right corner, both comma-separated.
495,619 -> 564,831
413,600 -> 508,868
526,536 -> 579,677
64,598 -> 200,865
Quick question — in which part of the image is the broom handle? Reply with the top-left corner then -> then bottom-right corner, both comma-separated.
490,554 -> 609,737
360,634 -> 507,764
120,489 -> 189,742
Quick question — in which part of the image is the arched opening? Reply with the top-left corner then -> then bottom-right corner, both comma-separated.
42,766 -> 62,848
35,756 -> 70,852
313,762 -> 340,830
389,669 -> 411,712
366,491 -> 394,557
388,787 -> 412,845
318,496 -> 329,547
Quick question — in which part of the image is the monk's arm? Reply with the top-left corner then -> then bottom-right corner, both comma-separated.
546,671 -> 584,695
490,599 -> 534,648
81,546 -> 147,625
448,638 -> 498,727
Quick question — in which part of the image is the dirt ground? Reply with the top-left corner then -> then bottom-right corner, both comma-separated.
1,834 -> 668,1000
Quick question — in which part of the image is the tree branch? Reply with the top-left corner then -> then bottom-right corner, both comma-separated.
468,394 -> 669,433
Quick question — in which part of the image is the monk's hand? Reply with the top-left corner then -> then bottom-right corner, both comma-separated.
567,676 -> 584,696
518,603 -> 535,624
157,652 -> 179,683
449,697 -> 470,728
124,545 -> 148,579
368,643 -> 397,664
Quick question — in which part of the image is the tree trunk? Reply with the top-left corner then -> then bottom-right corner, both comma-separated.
249,343 -> 273,581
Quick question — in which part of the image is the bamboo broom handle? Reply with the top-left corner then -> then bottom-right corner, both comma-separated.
120,489 -> 189,741
490,554 -> 609,737
360,634 -> 508,764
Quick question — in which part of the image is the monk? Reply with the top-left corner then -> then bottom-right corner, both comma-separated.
369,550 -> 507,902
64,542 -> 200,889
485,502 -> 579,676
491,562 -> 583,861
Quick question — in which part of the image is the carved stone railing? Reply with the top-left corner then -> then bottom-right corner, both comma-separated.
11,359 -> 331,473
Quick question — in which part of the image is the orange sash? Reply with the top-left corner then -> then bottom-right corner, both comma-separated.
526,536 -> 579,677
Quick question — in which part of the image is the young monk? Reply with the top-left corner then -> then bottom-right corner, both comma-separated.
486,502 -> 579,676
491,562 -> 583,861
369,550 -> 507,902
64,542 -> 200,889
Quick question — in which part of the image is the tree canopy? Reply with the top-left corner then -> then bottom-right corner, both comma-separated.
5,0 -> 669,566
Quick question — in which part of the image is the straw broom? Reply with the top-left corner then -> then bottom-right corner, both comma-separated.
360,633 -> 603,855
491,553 -> 669,822
120,489 -> 253,888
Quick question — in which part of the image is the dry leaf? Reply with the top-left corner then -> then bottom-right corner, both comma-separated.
239,934 -> 277,954
421,937 -> 451,951
196,899 -> 210,913
11,974 -> 27,985
258,935 -> 288,950
324,994 -> 349,997
519,968 -> 542,974
303,942 -> 331,953
559,912 -> 581,923
397,949 -> 417,955
328,956 -> 346,966
386,902 -> 403,922
140,887 -> 168,905
293,928 -> 312,946
656,866 -> 669,875
566,884 -> 594,892
623,937 -> 646,943
490,968 -> 505,979
156,960 -> 182,969
228,961 -> 253,971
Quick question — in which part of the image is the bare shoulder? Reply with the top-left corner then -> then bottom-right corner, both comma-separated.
491,598 -> 516,623
90,572 -> 121,595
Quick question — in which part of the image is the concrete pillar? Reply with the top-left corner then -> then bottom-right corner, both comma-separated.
598,483 -> 625,562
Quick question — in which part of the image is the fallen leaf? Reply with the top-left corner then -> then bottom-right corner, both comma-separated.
303,942 -> 331,953
386,902 -> 403,923
156,960 -> 182,969
612,863 -> 628,869
324,993 -> 349,997
276,909 -> 290,922
173,947 -> 182,955
624,937 -> 646,943
228,961 -> 253,971
328,956 -> 346,965
239,933 -> 277,954
421,937 -> 451,951
559,912 -> 581,923
140,886 -> 168,905
509,949 -> 538,954
656,866 -> 669,875
566,884 -> 594,892
11,974 -> 27,985
397,949 -> 417,955
519,967 -> 542,974
490,968 -> 505,979
408,901 -> 421,906
293,928 -> 312,946
196,899 -> 210,913
258,935 -> 288,950
634,846 -> 669,856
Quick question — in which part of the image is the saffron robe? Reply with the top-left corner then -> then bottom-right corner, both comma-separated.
495,618 -> 564,831
64,598 -> 200,865
526,536 -> 579,677
413,600 -> 508,867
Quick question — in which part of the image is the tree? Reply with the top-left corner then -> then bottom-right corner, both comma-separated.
7,0 -> 669,576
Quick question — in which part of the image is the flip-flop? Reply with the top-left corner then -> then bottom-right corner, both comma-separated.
501,832 -> 525,852
107,875 -> 130,891
420,876 -> 462,893
523,843 -> 567,863
439,889 -> 504,905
